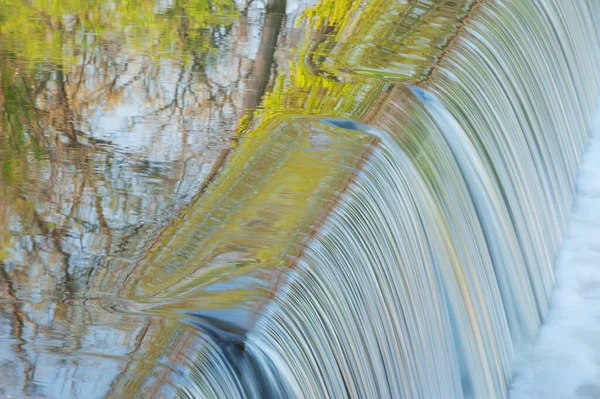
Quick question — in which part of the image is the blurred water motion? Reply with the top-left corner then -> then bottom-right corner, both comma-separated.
0,0 -> 474,396
2,0 -> 598,398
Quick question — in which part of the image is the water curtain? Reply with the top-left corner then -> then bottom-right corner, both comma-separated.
105,0 -> 600,397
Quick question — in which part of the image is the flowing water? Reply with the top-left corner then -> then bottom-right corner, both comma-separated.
511,107 -> 600,399
0,0 -> 599,398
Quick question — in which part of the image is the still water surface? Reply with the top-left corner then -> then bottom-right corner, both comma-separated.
0,0 -> 472,397
1,1 -> 292,396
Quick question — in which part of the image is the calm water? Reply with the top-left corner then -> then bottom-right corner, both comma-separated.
0,1 -> 308,396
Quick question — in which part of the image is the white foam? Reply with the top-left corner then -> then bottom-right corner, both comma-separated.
510,108 -> 600,399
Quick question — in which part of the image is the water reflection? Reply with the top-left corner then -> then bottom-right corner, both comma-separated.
0,0 -> 472,396
0,0 -> 285,396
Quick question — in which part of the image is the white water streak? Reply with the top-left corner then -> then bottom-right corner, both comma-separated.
244,2 -> 600,397
510,107 -> 600,399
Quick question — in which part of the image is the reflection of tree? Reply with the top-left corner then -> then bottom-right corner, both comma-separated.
0,267 -> 34,393
0,0 -> 472,396
240,0 -> 287,124
1,0 -> 371,395
0,0 -> 246,283
0,1 -> 259,397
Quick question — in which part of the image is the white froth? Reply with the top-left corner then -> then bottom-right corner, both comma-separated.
511,107 -> 600,399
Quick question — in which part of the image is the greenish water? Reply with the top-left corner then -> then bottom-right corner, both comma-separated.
0,1 -> 472,397
1,0 -> 598,398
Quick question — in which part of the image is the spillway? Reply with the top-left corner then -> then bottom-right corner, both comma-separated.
511,86 -> 600,399
241,1 -> 600,397
119,0 -> 600,397
1,0 -> 599,398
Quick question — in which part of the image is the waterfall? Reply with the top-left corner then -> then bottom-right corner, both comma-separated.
93,0 -> 600,397
227,0 -> 600,397
510,88 -> 600,399
4,0 -> 600,397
